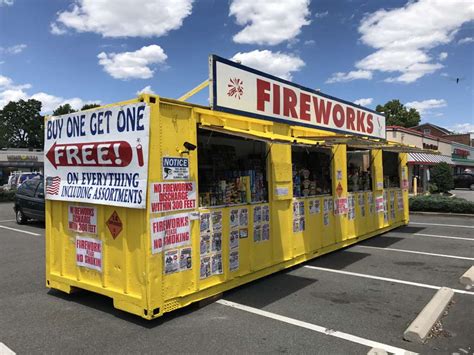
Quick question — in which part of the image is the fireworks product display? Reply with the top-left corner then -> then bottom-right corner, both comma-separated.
292,147 -> 332,197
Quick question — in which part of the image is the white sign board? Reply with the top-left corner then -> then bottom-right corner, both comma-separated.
44,103 -> 150,209
150,213 -> 191,254
210,55 -> 386,139
149,181 -> 197,213
68,205 -> 97,234
76,236 -> 102,272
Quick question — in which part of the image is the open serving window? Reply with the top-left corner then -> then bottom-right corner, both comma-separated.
292,146 -> 332,197
197,127 -> 268,207
382,151 -> 400,188
347,148 -> 372,192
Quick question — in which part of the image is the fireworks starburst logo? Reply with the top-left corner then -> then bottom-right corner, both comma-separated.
227,78 -> 244,99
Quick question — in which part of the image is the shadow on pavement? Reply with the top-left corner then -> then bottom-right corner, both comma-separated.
392,226 -> 425,234
359,236 -> 404,248
306,250 -> 371,270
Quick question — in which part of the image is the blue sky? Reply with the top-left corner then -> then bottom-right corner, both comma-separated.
1,0 -> 473,132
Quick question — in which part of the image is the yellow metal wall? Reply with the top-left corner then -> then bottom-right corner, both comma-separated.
46,96 -> 409,319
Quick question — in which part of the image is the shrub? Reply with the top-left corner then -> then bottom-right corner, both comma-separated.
430,162 -> 454,193
409,195 -> 474,214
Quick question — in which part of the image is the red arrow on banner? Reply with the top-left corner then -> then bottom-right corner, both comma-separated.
46,140 -> 133,169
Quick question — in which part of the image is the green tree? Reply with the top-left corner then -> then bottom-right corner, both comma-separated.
0,99 -> 44,149
375,99 -> 421,127
80,103 -> 101,110
430,162 -> 454,193
52,103 -> 76,116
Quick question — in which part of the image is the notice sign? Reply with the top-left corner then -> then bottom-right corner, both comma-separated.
76,236 -> 102,272
150,213 -> 191,254
150,182 -> 197,213
162,157 -> 189,180
334,197 -> 348,215
44,103 -> 150,209
68,205 -> 97,234
210,55 -> 386,139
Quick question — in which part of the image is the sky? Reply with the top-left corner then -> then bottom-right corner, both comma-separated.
0,0 -> 473,133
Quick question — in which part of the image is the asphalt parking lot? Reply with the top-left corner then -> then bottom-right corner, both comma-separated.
0,202 -> 473,354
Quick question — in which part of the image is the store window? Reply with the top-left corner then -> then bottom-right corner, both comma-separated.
292,146 -> 332,197
197,128 -> 268,207
382,151 -> 400,188
347,148 -> 372,192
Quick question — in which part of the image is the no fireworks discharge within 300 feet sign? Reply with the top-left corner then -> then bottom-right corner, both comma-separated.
44,103 -> 150,209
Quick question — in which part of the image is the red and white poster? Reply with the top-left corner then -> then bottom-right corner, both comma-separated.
76,236 -> 102,272
44,103 -> 150,209
149,182 -> 197,213
210,55 -> 385,139
150,213 -> 191,254
334,197 -> 348,215
68,205 -> 97,234
375,196 -> 385,213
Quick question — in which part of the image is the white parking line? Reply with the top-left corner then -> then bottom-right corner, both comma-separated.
356,245 -> 474,261
414,233 -> 474,241
410,222 -> 474,229
0,225 -> 41,236
0,219 -> 16,223
217,299 -> 414,355
304,265 -> 474,296
0,342 -> 16,355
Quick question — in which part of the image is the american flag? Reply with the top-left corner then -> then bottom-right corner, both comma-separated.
46,176 -> 61,196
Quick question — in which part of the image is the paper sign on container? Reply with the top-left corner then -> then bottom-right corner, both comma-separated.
150,182 -> 197,213
151,213 -> 191,254
76,236 -> 102,272
68,205 -> 97,234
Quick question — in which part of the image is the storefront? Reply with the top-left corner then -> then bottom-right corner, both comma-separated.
0,149 -> 44,185
45,55 -> 417,320
451,142 -> 474,174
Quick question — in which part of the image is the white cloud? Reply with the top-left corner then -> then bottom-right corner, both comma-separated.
0,0 -> 14,6
136,85 -> 155,95
449,123 -> 474,133
438,52 -> 448,60
458,37 -> 474,44
337,0 -> 474,83
230,0 -> 311,45
304,39 -> 315,45
51,0 -> 193,37
314,11 -> 328,18
0,76 -> 100,113
405,99 -> 447,114
0,44 -> 27,55
231,50 -> 305,80
326,70 -> 372,83
353,98 -> 373,106
97,45 -> 167,80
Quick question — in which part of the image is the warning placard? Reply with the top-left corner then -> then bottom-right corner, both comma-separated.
375,196 -> 385,213
76,236 -> 102,272
150,212 -> 191,254
149,182 -> 197,213
68,205 -> 97,234
162,157 -> 189,180
334,197 -> 348,215
106,211 -> 123,239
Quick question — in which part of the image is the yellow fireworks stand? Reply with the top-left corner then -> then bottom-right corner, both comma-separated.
45,58 -> 419,320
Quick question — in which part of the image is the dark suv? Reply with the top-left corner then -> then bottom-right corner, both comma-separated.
453,173 -> 474,190
13,177 -> 45,224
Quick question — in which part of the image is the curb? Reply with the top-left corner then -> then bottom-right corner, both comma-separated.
409,211 -> 474,218
460,266 -> 474,290
403,287 -> 454,343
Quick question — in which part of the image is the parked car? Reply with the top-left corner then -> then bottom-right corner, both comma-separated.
453,173 -> 474,190
13,177 -> 45,224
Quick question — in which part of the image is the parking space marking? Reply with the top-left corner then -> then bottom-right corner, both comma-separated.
0,342 -> 16,355
304,265 -> 474,296
356,245 -> 474,261
217,299 -> 413,355
410,222 -> 474,229
414,233 -> 474,241
0,219 -> 16,223
0,225 -> 41,236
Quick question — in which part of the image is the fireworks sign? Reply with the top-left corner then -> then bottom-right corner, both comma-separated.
210,55 -> 385,139
44,103 -> 150,209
